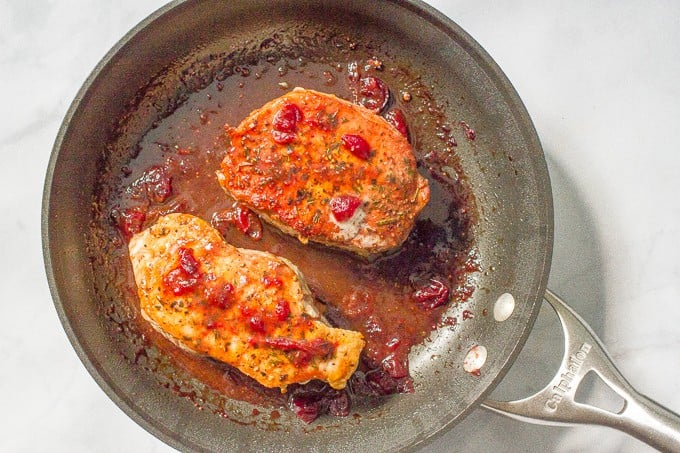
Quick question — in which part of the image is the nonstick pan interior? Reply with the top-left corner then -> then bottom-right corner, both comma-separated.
43,1 -> 552,450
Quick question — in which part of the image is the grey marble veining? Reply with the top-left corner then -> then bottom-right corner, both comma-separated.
2,1 -> 678,451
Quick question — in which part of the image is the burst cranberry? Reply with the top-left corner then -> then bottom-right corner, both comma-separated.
249,316 -> 265,333
163,268 -> 199,296
234,206 -> 263,240
265,337 -> 300,351
359,76 -> 390,113
382,353 -> 409,379
385,109 -> 409,139
329,195 -> 362,222
275,299 -> 291,321
341,134 -> 371,160
177,247 -> 200,275
272,102 -> 302,144
289,392 -> 323,424
413,277 -> 450,309
162,247 -> 201,296
327,390 -> 351,417
112,206 -> 145,240
365,369 -> 399,395
138,165 -> 173,203
273,102 -> 303,132
234,206 -> 252,234
348,371 -> 375,397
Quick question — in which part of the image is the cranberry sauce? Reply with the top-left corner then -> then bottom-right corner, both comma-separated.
90,35 -> 478,424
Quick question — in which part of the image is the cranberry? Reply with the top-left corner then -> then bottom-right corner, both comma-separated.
327,390 -> 351,417
382,353 -> 409,379
365,369 -> 399,395
288,384 -> 350,423
385,337 -> 401,350
359,76 -> 390,113
398,377 -> 415,394
234,206 -> 252,235
341,134 -> 371,160
329,195 -> 362,222
273,102 -> 303,132
111,206 -> 145,240
413,277 -> 450,309
385,109 -> 409,139
292,350 -> 313,367
178,247 -> 200,276
289,393 -> 323,424
272,102 -> 302,144
348,370 -> 377,397
162,247 -> 202,296
136,165 -> 173,203
275,299 -> 291,321
249,316 -> 265,333
163,268 -> 199,296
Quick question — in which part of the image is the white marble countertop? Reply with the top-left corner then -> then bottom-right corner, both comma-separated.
2,0 -> 678,451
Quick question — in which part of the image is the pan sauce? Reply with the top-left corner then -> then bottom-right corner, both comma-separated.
89,31 -> 479,423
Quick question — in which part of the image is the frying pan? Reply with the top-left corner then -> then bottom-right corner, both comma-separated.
42,0 -> 680,451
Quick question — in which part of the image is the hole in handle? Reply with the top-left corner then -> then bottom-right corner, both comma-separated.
574,370 -> 626,415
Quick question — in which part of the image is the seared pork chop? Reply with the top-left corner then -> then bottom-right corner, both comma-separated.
128,213 -> 364,391
217,87 -> 430,258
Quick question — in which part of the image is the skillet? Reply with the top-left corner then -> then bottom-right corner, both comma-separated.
42,0 -> 680,451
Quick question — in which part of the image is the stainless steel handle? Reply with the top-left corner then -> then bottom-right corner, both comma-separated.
483,289 -> 680,452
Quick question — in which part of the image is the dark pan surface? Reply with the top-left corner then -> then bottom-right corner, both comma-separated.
43,0 -> 553,451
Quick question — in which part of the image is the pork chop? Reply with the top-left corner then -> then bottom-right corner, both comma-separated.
128,213 -> 365,391
217,87 -> 430,258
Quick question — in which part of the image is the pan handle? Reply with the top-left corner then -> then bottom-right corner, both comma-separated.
482,289 -> 680,452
